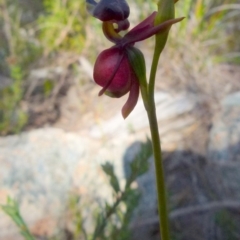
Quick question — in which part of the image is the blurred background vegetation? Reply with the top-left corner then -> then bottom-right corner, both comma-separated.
0,0 -> 239,135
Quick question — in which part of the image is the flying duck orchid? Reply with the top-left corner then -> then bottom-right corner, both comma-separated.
87,0 -> 183,118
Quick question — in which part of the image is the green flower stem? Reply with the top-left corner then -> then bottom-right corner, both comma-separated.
145,50 -> 170,240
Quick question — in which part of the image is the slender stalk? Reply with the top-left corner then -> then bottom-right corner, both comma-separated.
145,50 -> 170,240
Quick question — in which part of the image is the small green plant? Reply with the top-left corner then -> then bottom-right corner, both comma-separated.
0,65 -> 27,134
92,140 -> 151,239
66,195 -> 88,240
0,0 -> 41,134
1,197 -> 35,240
215,210 -> 239,240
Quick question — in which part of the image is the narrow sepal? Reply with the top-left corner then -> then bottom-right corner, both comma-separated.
123,17 -> 184,45
125,46 -> 149,111
125,47 -> 147,89
128,12 -> 157,34
122,78 -> 139,119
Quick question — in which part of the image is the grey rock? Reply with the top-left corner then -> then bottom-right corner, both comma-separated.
0,128 -> 87,238
207,91 -> 240,199
208,91 -> 240,162
0,75 -> 12,90
90,92 -> 199,139
0,128 -> 132,239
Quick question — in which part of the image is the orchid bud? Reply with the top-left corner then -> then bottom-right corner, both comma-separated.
156,0 -> 175,24
154,0 -> 177,54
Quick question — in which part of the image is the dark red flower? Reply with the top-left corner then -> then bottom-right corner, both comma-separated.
87,0 -> 183,118
94,46 -> 139,118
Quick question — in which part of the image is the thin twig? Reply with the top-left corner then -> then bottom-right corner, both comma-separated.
130,200 -> 240,229
92,191 -> 127,240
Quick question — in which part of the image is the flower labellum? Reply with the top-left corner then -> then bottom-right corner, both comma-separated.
94,47 -> 139,118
